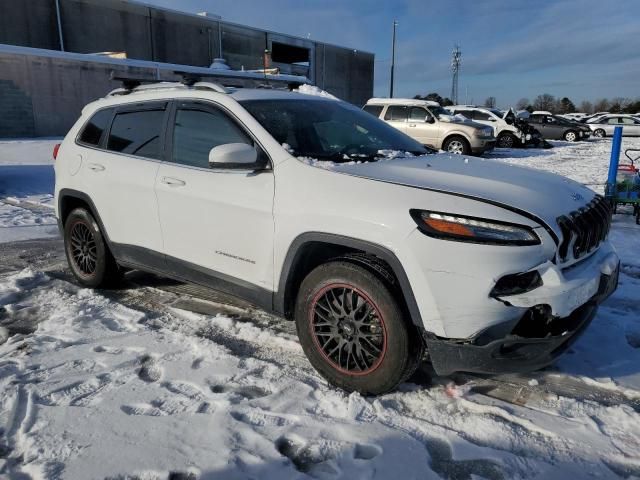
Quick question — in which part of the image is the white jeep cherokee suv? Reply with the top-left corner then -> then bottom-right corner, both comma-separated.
54,80 -> 619,395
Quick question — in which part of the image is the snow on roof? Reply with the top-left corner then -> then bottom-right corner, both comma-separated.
366,98 -> 440,107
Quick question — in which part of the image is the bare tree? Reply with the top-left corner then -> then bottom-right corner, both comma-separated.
516,98 -> 530,110
593,98 -> 610,113
609,97 -> 631,114
533,94 -> 556,112
484,96 -> 496,108
579,101 -> 593,114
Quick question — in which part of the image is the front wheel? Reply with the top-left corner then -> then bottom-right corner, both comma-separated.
295,261 -> 422,395
593,129 -> 606,138
497,132 -> 517,148
63,208 -> 122,288
564,130 -> 578,142
443,136 -> 471,155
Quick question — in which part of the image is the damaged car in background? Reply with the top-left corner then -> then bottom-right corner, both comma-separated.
448,105 -> 545,148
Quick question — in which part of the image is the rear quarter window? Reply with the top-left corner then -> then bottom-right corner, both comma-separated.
77,108 -> 113,147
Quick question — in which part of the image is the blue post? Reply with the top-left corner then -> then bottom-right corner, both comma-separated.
606,126 -> 623,198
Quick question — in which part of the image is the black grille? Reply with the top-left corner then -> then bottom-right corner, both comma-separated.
556,195 -> 612,262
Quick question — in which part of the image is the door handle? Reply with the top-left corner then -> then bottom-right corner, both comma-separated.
408,123 -> 417,128
87,163 -> 105,172
161,176 -> 186,187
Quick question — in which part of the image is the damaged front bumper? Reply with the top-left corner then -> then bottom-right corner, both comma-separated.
425,247 -> 620,376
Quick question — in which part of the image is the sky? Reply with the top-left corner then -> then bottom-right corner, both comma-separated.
143,0 -> 639,108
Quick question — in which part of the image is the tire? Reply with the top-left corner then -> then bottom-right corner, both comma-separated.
63,208 -> 122,288
594,129 -> 606,138
564,130 -> 578,142
443,136 -> 471,155
295,261 -> 421,395
497,132 -> 517,148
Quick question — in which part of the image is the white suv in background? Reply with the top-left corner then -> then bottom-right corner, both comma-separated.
54,79 -> 619,395
448,105 -> 527,148
363,98 -> 496,155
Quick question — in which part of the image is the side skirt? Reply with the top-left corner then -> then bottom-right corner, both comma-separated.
111,243 -> 274,314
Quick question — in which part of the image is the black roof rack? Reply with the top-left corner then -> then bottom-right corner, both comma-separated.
109,71 -> 160,90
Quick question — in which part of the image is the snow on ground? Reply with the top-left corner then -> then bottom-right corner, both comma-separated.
0,139 -> 60,243
0,138 -> 640,479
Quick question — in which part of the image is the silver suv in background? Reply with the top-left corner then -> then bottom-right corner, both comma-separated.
363,98 -> 496,156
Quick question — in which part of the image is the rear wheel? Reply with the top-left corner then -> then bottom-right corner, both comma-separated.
593,129 -> 606,138
295,261 -> 422,395
564,130 -> 578,142
64,208 -> 122,288
443,136 -> 471,155
497,132 -> 517,148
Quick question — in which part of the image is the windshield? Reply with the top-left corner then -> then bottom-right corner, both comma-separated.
240,99 -> 429,162
489,108 -> 504,117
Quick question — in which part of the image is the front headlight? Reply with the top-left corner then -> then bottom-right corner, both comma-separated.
473,128 -> 493,138
410,210 -> 540,246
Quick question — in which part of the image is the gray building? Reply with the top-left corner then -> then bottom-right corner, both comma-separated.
0,0 -> 374,138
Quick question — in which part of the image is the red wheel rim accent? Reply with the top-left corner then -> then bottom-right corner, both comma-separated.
308,283 -> 387,376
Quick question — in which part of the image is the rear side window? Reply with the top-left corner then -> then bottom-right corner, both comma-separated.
362,105 -> 383,118
106,109 -> 165,160
172,107 -> 252,169
78,109 -> 113,146
384,106 -> 408,121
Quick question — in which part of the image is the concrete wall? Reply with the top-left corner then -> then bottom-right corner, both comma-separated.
0,0 -> 375,137
0,51 -> 160,137
0,0 -> 60,50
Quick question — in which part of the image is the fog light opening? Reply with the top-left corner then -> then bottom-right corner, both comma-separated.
490,271 -> 543,297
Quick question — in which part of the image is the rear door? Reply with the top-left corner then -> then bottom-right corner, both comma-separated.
79,102 -> 166,254
154,100 -> 276,296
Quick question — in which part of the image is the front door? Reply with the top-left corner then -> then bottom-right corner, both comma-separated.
155,100 -> 276,298
407,106 -> 439,147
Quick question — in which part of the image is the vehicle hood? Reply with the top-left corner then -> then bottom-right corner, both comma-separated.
332,154 -> 596,236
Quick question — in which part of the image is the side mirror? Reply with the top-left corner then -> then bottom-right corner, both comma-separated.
426,116 -> 435,124
208,143 -> 261,169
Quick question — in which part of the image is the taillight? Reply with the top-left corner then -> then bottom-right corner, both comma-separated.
53,143 -> 61,160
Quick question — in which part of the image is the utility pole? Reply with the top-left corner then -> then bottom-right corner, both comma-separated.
389,20 -> 397,98
450,45 -> 461,105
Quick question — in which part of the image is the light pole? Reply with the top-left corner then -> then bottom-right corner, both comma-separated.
389,20 -> 397,98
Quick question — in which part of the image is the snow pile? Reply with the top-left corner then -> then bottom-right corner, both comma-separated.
0,137 -> 639,478
293,84 -> 339,100
0,139 -> 59,243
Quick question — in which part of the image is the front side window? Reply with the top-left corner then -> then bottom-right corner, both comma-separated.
172,107 -> 252,169
384,106 -> 409,121
240,99 -> 428,162
107,109 -> 165,159
409,107 -> 428,122
78,108 -> 113,146
456,110 -> 474,120
473,111 -> 491,121
607,117 -> 620,125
